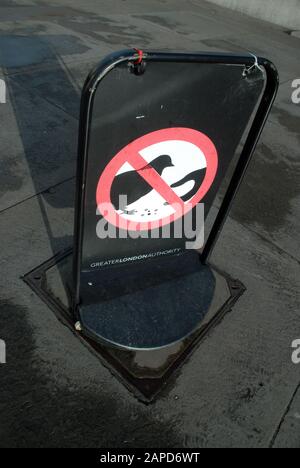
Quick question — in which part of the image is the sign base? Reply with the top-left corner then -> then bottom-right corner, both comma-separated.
78,252 -> 216,350
23,249 -> 245,402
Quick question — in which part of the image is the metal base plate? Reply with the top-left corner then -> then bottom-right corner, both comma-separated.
79,252 -> 217,350
23,249 -> 245,402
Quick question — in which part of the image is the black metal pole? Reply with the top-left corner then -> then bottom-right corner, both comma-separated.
201,59 -> 279,263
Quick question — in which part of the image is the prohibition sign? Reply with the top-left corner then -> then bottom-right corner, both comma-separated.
96,127 -> 218,231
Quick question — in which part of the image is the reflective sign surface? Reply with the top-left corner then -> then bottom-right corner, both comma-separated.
81,54 -> 265,271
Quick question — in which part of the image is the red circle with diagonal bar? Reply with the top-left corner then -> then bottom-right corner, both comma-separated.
96,127 -> 218,231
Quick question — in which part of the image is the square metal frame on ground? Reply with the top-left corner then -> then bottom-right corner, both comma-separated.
24,248 -> 245,402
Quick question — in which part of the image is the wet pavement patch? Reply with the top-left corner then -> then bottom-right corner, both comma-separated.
0,34 -> 89,70
23,249 -> 245,403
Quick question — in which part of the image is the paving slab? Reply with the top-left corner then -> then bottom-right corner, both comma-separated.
273,384 -> 300,448
229,117 -> 300,262
0,79 -> 77,212
0,179 -> 299,447
0,0 -> 299,448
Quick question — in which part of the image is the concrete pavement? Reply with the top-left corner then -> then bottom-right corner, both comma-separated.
0,0 -> 299,448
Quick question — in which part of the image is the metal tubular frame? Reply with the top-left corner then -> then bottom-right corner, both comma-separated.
73,49 -> 279,315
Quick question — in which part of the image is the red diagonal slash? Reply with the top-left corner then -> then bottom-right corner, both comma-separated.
96,127 -> 218,231
128,151 -> 185,209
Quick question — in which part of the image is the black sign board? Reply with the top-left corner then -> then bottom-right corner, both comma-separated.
72,50 -> 278,348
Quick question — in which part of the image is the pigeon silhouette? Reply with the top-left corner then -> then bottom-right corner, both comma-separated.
111,154 -> 174,211
170,168 -> 206,202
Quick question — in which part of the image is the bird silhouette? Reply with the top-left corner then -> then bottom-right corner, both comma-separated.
111,154 -> 174,211
170,168 -> 206,202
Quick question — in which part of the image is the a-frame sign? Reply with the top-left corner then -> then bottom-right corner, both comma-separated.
72,50 -> 278,349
